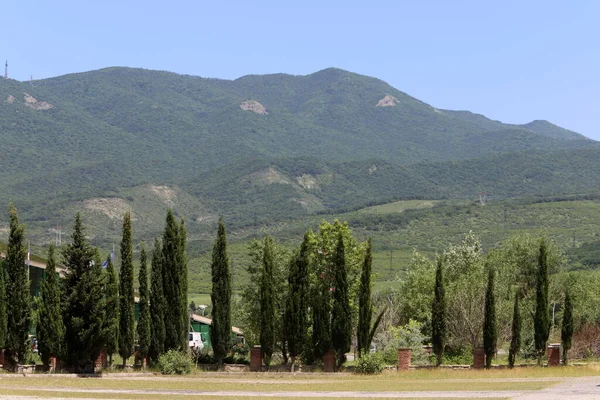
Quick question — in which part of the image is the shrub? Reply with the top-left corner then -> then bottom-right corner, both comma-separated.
158,350 -> 193,375
354,352 -> 385,374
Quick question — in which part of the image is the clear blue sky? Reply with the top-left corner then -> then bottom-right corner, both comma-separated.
2,0 -> 598,139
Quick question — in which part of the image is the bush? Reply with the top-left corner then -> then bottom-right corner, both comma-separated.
158,350 -> 193,375
354,353 -> 385,374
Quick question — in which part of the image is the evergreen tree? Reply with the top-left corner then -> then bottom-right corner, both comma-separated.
162,209 -> 185,351
149,239 -> 166,362
118,211 -> 135,366
210,218 -> 231,366
357,238 -> 373,358
431,257 -> 446,367
37,245 -> 65,368
483,266 -> 497,369
508,291 -> 521,368
104,255 -> 119,365
561,290 -> 574,366
62,214 -> 108,372
312,274 -> 331,363
259,236 -> 275,368
283,232 -> 310,371
5,205 -> 31,365
0,260 -> 6,349
177,219 -> 189,351
137,244 -> 151,363
534,239 -> 550,366
331,233 -> 351,370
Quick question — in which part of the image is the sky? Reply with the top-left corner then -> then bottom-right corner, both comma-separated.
1,0 -> 599,139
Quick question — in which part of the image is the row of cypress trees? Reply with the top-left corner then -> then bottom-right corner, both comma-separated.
431,239 -> 575,368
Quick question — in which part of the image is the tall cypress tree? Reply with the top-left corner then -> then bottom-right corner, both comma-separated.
331,233 -> 351,371
37,245 -> 65,368
284,232 -> 310,371
483,266 -> 497,369
149,239 -> 166,362
561,290 -> 574,366
508,291 -> 521,368
118,211 -> 135,366
62,214 -> 108,372
431,257 -> 446,367
0,259 -> 7,349
357,238 -> 373,358
5,205 -> 31,365
259,236 -> 275,368
137,244 -> 151,363
104,255 -> 119,365
210,218 -> 231,367
534,239 -> 550,366
178,220 -> 189,351
162,209 -> 185,351
312,273 -> 331,363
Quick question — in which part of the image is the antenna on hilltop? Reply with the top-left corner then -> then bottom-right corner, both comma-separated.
4,60 -> 7,79
30,75 -> 33,86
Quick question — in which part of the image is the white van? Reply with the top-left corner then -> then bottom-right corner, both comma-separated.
188,332 -> 204,350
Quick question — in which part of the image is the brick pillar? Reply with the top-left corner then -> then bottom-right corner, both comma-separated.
323,349 -> 335,372
49,357 -> 57,373
547,344 -> 561,366
0,349 -> 5,368
95,348 -> 108,371
397,347 -> 412,371
473,347 -> 486,369
250,345 -> 262,371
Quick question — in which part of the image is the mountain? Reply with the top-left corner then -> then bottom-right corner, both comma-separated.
0,66 -> 597,245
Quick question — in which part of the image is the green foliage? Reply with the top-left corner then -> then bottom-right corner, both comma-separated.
508,292 -> 521,368
149,238 -> 166,362
104,256 -> 119,359
118,211 -> 135,363
353,352 -> 385,374
375,320 -> 428,365
177,219 -> 189,354
357,239 -> 373,358
0,259 -> 6,348
483,267 -> 497,369
137,243 -> 151,359
37,245 -> 65,367
158,350 -> 193,375
331,233 -> 352,370
431,257 -> 446,366
534,240 -> 551,365
561,290 -> 574,365
211,218 -> 232,366
5,205 -> 31,365
259,236 -> 275,367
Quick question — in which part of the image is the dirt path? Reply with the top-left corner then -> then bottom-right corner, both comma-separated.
514,376 -> 600,399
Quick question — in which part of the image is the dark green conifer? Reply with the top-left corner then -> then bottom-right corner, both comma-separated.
104,255 -> 119,365
118,211 -> 135,366
162,209 -> 185,351
431,257 -> 446,367
508,291 -> 521,368
37,245 -> 65,368
259,236 -> 275,368
137,244 -> 151,363
483,266 -> 497,369
5,205 -> 31,365
177,219 -> 189,351
210,218 -> 231,367
561,290 -> 574,366
312,276 -> 331,363
534,239 -> 550,365
331,233 -> 351,371
357,239 -> 373,358
0,260 -> 6,348
149,239 -> 166,362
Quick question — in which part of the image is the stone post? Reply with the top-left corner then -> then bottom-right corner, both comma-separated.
94,348 -> 108,372
472,347 -> 486,369
250,345 -> 262,371
547,344 -> 561,366
49,357 -> 58,373
323,349 -> 335,372
397,347 -> 412,371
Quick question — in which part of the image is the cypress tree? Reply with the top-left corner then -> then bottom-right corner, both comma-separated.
137,244 -> 151,363
37,245 -> 65,368
178,220 -> 189,351
508,291 -> 521,368
431,257 -> 446,367
210,218 -> 231,367
104,255 -> 119,365
534,239 -> 550,366
5,205 -> 31,365
0,259 -> 6,349
118,211 -> 135,366
561,290 -> 574,366
357,238 -> 373,358
259,236 -> 275,368
162,209 -> 185,351
331,233 -> 351,370
149,239 -> 166,362
62,214 -> 108,372
312,273 -> 331,363
284,232 -> 310,371
483,266 -> 497,369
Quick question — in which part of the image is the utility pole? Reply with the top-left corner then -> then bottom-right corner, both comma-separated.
4,60 -> 7,79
